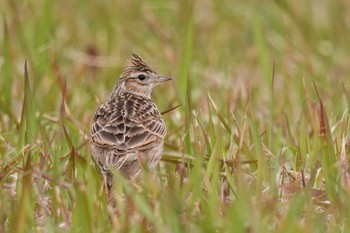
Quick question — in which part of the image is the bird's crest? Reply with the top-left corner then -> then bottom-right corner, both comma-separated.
122,54 -> 155,76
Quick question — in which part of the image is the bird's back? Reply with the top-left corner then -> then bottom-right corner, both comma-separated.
91,89 -> 166,176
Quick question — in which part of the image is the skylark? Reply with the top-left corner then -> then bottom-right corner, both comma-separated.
91,54 -> 171,197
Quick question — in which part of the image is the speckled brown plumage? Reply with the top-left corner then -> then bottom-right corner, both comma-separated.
91,54 -> 171,197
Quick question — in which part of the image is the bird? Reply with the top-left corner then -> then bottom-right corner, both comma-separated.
91,54 -> 172,198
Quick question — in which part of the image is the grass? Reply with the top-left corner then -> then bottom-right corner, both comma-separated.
1,0 -> 350,232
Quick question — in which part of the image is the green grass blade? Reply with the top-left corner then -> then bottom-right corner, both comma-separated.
1,19 -> 13,110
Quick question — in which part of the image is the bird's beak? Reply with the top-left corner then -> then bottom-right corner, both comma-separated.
157,75 -> 172,83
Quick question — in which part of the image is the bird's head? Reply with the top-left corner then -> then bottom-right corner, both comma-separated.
118,54 -> 172,98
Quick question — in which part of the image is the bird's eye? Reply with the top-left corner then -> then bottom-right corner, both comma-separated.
137,74 -> 146,81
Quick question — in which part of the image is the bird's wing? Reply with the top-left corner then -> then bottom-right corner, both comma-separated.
91,93 -> 166,153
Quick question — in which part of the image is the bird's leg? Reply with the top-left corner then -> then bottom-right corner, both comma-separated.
103,172 -> 113,200
103,172 -> 119,221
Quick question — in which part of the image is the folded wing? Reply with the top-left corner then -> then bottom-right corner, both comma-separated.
91,93 -> 166,154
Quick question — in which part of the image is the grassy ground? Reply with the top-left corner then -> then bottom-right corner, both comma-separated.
1,0 -> 350,232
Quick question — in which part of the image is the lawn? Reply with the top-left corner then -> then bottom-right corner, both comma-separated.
1,0 -> 350,232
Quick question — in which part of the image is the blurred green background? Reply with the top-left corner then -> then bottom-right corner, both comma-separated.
1,0 -> 350,232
